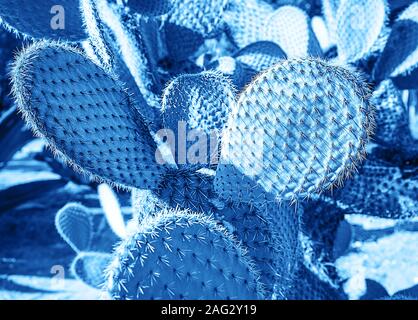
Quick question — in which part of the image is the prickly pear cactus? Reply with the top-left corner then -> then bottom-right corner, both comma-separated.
2,0 -> 417,302
264,5 -> 322,57
106,209 -> 265,299
161,71 -> 235,167
11,41 -> 165,190
55,203 -> 93,253
215,58 -> 375,203
373,2 -> 418,81
335,0 -> 387,62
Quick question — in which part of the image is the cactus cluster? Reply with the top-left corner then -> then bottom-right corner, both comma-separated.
2,0 -> 418,300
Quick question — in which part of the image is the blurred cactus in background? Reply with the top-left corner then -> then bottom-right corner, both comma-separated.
0,0 -> 417,301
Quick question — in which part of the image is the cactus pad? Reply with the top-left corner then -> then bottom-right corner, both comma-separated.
106,209 -> 264,300
11,41 -> 164,190
224,0 -> 274,48
336,0 -> 386,62
161,71 -> 235,167
371,80 -> 409,146
218,201 -> 301,298
215,58 -> 374,203
55,203 -> 93,252
264,6 -> 322,57
334,160 -> 418,218
166,0 -> 229,37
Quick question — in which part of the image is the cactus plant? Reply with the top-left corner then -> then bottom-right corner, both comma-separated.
106,208 -> 265,300
164,0 -> 229,37
222,201 -> 302,298
55,203 -> 93,253
371,80 -> 409,147
11,41 -> 165,190
264,5 -> 322,57
334,159 -> 418,218
161,71 -> 235,167
224,0 -> 274,48
234,41 -> 287,73
215,58 -> 375,203
335,0 -> 387,62
3,0 -> 417,302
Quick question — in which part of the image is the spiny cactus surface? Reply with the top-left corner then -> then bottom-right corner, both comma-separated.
165,0 -> 229,37
215,58 -> 374,203
264,5 -> 322,57
11,41 -> 164,190
106,209 -> 264,300
161,71 -> 235,167
224,0 -> 274,48
371,80 -> 409,146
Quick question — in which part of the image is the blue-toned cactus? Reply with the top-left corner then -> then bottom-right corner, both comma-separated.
230,41 -> 287,88
371,80 -> 410,147
55,203 -> 93,253
96,0 -> 162,114
234,41 -> 287,72
216,201 -> 301,298
321,0 -> 340,45
4,0 -> 418,302
11,41 -> 165,190
106,208 -> 265,299
335,0 -> 387,63
264,5 -> 322,57
164,0 -> 229,37
80,0 -> 114,72
0,0 -> 86,41
72,251 -> 112,289
155,168 -> 218,213
224,0 -> 274,48
161,71 -> 235,167
334,159 -> 418,218
213,41 -> 287,90
131,188 -> 166,222
215,58 -> 375,203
